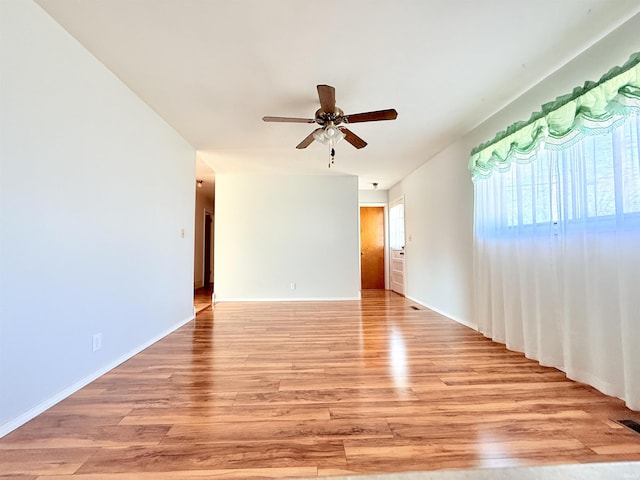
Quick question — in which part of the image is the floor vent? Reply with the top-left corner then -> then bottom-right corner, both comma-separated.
618,419 -> 640,435
409,306 -> 420,310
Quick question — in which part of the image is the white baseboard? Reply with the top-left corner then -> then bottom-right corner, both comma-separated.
215,296 -> 361,302
0,313 -> 195,439
405,295 -> 476,330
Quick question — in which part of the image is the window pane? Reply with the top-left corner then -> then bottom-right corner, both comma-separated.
478,113 -> 640,230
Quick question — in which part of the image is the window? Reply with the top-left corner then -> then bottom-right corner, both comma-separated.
493,113 -> 640,229
389,200 -> 405,249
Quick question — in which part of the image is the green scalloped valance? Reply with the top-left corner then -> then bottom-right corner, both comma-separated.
469,52 -> 640,182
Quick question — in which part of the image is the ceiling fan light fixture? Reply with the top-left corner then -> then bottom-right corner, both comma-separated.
325,124 -> 338,138
313,122 -> 345,147
333,128 -> 345,145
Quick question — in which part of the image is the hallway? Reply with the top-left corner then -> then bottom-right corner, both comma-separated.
194,285 -> 213,314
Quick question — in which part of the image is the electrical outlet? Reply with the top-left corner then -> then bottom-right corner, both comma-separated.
290,282 -> 296,290
92,333 -> 102,352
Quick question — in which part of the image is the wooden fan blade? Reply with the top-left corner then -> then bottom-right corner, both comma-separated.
344,109 -> 398,123
263,116 -> 315,123
317,85 -> 336,114
296,128 -> 322,149
341,128 -> 367,149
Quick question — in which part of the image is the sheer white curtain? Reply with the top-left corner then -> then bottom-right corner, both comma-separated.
474,113 -> 640,410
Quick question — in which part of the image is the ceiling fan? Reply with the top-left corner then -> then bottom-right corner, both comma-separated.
263,84 -> 398,166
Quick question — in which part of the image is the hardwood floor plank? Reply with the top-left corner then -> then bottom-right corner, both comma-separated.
37,466 -> 317,480
6,414 -> 127,431
439,372 -> 570,386
120,405 -> 331,425
0,448 -> 97,476
0,425 -> 169,450
233,387 -> 420,406
75,441 -> 346,473
0,290 -> 638,478
163,418 -> 393,444
590,443 -> 640,455
342,438 -> 593,473
38,403 -> 133,417
387,418 -> 603,442
278,375 -> 446,392
317,468 -> 362,477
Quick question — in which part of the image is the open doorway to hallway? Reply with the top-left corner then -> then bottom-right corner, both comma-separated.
194,210 -> 214,314
203,212 -> 213,288
194,154 -> 215,312
194,186 -> 214,287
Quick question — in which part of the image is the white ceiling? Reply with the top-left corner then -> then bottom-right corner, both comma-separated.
36,0 -> 640,190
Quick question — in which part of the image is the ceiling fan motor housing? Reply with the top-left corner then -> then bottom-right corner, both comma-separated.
315,108 -> 344,126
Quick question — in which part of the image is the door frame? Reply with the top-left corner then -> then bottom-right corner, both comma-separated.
358,202 -> 389,290
389,195 -> 406,295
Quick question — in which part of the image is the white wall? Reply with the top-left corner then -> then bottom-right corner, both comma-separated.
214,174 -> 360,300
0,0 -> 196,436
389,142 -> 475,326
390,12 -> 640,328
358,189 -> 389,204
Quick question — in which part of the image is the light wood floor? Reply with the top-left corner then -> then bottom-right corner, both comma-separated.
2,290 -> 640,479
194,285 -> 213,313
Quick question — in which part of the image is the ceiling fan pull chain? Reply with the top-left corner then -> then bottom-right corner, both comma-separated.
329,147 -> 336,168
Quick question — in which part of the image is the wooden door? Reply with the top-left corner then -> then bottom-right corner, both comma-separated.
360,207 -> 385,289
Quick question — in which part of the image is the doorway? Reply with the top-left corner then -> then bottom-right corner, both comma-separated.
203,212 -> 214,288
360,206 -> 385,289
389,197 -> 405,295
